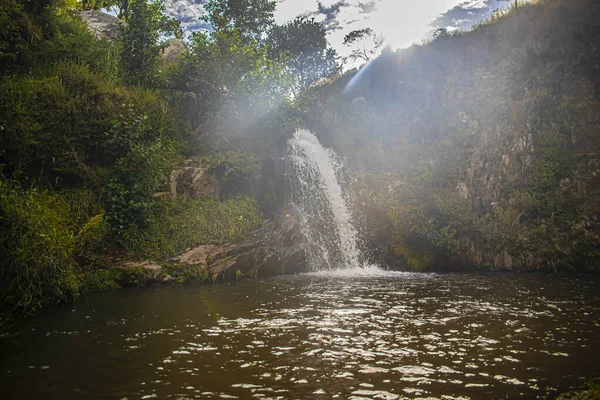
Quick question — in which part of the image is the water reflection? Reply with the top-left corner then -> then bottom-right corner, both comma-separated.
1,272 -> 599,399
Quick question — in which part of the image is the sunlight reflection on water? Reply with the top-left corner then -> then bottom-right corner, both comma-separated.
1,273 -> 599,399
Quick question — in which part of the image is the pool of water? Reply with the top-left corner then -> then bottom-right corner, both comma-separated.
1,270 -> 599,399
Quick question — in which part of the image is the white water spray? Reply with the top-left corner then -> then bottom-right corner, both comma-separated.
287,130 -> 364,270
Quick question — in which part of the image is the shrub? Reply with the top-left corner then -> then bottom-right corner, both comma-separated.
103,139 -> 177,244
0,180 -> 78,317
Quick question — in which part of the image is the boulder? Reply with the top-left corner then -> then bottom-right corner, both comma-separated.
161,38 -> 187,64
78,10 -> 125,40
125,261 -> 162,277
112,203 -> 310,285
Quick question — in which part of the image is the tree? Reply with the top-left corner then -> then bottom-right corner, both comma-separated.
267,17 -> 339,94
433,27 -> 449,39
343,28 -> 383,64
118,0 -> 181,86
202,0 -> 276,43
168,29 -> 289,127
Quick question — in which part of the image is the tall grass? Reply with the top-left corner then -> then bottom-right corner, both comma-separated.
125,195 -> 263,260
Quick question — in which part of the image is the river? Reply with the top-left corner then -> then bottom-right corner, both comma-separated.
1,270 -> 599,399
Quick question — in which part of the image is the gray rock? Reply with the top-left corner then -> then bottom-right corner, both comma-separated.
78,10 -> 125,40
457,182 -> 469,200
161,38 -> 187,64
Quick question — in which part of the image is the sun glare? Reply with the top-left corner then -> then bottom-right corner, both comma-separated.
369,0 -> 464,49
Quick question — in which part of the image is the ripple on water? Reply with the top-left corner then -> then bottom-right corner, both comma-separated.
1,272 -> 599,399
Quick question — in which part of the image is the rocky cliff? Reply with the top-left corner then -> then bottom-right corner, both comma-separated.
304,0 -> 600,272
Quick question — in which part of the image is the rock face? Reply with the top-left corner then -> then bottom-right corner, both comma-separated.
307,0 -> 600,272
78,10 -> 125,40
171,203 -> 309,282
161,38 -> 187,64
170,162 -> 220,199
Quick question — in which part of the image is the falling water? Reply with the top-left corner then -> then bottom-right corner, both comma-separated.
287,130 -> 363,270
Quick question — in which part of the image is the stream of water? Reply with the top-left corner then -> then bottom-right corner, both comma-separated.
1,272 -> 599,399
287,130 -> 363,270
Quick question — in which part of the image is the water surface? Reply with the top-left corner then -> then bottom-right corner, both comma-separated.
1,271 -> 599,399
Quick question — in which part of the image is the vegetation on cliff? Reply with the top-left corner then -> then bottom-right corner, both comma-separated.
303,0 -> 600,273
0,0 -> 338,320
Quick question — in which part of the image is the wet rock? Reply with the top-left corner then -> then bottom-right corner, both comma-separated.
122,261 -> 162,277
256,158 -> 286,215
78,10 -> 125,40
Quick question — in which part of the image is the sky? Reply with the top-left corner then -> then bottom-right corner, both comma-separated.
164,0 -> 511,60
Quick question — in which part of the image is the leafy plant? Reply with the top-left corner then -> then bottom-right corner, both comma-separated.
117,0 -> 181,86
103,139 -> 176,244
0,180 -> 79,317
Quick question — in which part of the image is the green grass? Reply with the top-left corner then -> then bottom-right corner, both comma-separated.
124,195 -> 262,260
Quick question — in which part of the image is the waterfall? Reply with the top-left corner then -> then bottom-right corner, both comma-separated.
287,130 -> 363,270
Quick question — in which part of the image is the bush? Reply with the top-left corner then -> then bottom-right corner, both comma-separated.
0,0 -> 105,75
118,0 -> 181,86
0,180 -> 79,317
103,139 -> 177,244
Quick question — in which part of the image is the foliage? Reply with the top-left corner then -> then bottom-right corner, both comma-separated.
267,18 -> 339,93
343,28 -> 383,64
117,0 -> 181,86
168,1 -> 339,134
433,27 -> 450,39
0,61 -> 181,187
0,0 -> 280,320
201,150 -> 259,183
0,180 -> 79,316
169,29 -> 289,123
103,139 -> 176,242
0,0 -> 103,74
202,0 -> 276,43
74,210 -> 109,266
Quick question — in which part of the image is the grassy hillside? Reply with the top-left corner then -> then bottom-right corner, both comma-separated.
0,0 -> 265,321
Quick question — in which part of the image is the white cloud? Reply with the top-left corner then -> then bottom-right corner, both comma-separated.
274,0 -> 317,22
274,0 -> 469,67
367,0 -> 463,48
164,0 -> 209,36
